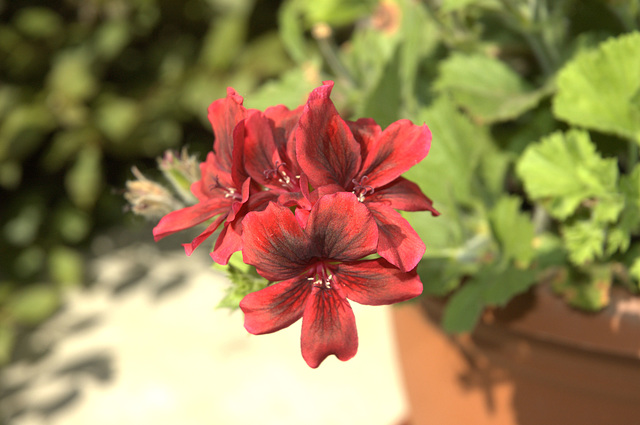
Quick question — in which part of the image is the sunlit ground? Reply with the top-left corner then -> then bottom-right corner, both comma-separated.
1,229 -> 408,425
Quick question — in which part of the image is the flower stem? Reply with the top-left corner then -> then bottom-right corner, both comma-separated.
312,23 -> 356,89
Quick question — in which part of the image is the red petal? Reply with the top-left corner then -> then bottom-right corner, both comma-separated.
371,177 -> 440,214
347,117 -> 382,156
242,111 -> 284,188
296,81 -> 361,189
152,198 -> 230,241
242,202 -> 315,281
182,213 -> 227,256
240,276 -> 311,334
359,120 -> 432,189
264,104 -> 304,153
334,259 -> 423,305
207,87 -> 247,175
367,203 -> 426,272
210,216 -> 243,264
301,286 -> 358,368
305,192 -> 378,261
191,152 -> 234,201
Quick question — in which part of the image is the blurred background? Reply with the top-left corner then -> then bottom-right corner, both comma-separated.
0,0 -> 409,423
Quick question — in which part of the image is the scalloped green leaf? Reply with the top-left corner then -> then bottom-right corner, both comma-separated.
562,220 -> 605,265
516,130 -> 619,219
553,32 -> 640,143
435,53 -> 550,124
489,196 -> 535,266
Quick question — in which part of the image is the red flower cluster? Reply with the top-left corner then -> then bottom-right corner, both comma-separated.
153,81 -> 438,368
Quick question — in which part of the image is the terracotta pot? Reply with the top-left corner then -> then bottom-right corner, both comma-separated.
392,285 -> 640,425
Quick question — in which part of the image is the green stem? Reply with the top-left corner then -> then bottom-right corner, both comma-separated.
312,23 -> 356,89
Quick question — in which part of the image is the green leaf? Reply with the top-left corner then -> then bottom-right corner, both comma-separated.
14,7 -> 63,39
92,19 -> 131,60
0,102 -> 56,162
47,49 -> 98,101
553,266 -> 612,311
440,0 -> 501,12
65,145 -> 103,210
95,95 -> 140,143
7,285 -> 60,325
442,265 -> 537,333
516,130 -> 619,219
630,257 -> 640,284
441,281 -> 484,333
49,246 -> 85,288
199,14 -> 248,70
244,64 -> 321,110
359,49 -> 401,127
42,127 -> 100,172
489,196 -> 535,266
553,32 -> 640,143
0,324 -> 14,365
607,165 -> 640,255
435,53 -> 550,124
278,0 -> 311,63
409,96 -> 493,208
562,220 -> 605,265
303,0 -> 376,26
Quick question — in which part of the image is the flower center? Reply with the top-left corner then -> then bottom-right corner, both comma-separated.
307,263 -> 334,289
208,176 -> 242,201
351,175 -> 374,202
263,161 -> 299,190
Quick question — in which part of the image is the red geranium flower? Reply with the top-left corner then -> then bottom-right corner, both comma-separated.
152,88 -> 253,263
240,106 -> 311,209
239,192 -> 423,368
295,81 -> 439,272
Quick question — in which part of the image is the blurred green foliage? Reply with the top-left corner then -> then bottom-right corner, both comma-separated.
0,0 -> 312,364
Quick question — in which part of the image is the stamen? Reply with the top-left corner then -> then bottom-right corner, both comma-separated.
351,175 -> 374,202
309,270 -> 333,289
263,161 -> 293,187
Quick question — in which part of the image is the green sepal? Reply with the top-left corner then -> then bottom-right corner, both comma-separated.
214,252 -> 269,310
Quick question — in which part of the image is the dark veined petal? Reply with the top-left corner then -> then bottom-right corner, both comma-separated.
241,111 -> 284,188
240,276 -> 312,334
207,87 -> 247,175
264,104 -> 304,160
359,120 -> 432,189
305,192 -> 378,261
301,286 -> 358,368
242,202 -> 316,281
152,197 -> 231,241
296,81 -> 361,189
347,117 -> 381,158
334,258 -> 423,305
370,177 -> 440,214
191,152 -> 233,201
367,203 -> 426,272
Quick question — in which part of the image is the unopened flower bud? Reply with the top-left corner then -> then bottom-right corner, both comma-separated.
124,167 -> 184,220
158,147 -> 199,205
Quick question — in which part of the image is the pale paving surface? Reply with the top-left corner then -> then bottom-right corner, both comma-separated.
1,234 -> 408,425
